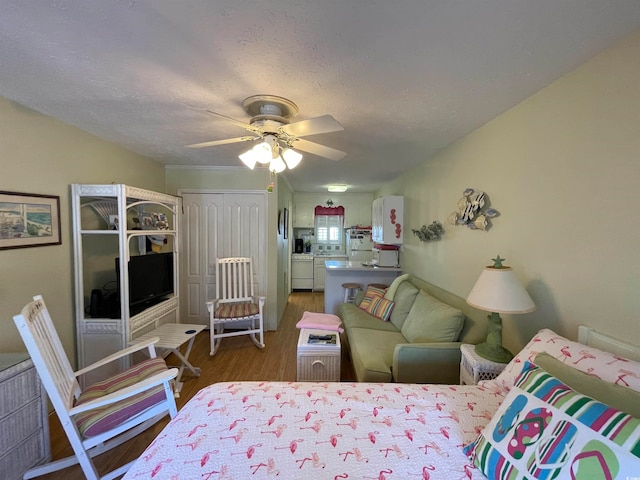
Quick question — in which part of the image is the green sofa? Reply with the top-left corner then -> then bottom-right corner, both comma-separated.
338,274 -> 487,384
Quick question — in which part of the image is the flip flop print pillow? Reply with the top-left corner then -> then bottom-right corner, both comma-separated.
464,361 -> 640,479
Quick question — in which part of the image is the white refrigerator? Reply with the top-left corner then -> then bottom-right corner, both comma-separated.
346,229 -> 373,263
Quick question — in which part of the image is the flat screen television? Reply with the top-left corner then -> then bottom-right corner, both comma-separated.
116,252 -> 174,315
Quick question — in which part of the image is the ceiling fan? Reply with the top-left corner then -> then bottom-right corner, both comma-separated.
187,95 -> 346,172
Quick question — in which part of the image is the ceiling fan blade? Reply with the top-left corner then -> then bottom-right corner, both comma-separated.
202,109 -> 254,129
281,114 -> 344,137
192,107 -> 263,134
292,138 -> 347,161
186,136 -> 258,149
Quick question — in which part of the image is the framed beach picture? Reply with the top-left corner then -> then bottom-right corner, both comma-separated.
0,191 -> 61,250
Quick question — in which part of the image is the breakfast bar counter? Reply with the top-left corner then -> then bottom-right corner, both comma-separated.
324,260 -> 402,314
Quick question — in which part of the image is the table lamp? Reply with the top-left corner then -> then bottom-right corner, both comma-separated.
466,256 -> 535,363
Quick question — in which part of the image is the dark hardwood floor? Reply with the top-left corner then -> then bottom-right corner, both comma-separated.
42,292 -> 354,479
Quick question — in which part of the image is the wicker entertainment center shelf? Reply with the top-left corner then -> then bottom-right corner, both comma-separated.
71,184 -> 181,386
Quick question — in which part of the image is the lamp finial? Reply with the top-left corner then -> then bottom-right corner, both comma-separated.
491,255 -> 506,268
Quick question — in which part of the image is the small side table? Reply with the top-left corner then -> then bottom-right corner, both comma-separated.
132,323 -> 206,397
460,343 -> 507,385
297,329 -> 341,381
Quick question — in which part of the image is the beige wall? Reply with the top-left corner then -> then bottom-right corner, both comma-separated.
377,30 -> 640,353
0,98 -> 166,363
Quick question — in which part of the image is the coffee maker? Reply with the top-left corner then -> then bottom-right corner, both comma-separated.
294,239 -> 304,254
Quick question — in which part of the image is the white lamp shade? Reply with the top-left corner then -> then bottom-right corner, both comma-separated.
238,150 -> 257,169
253,142 -> 273,164
269,155 -> 286,173
282,148 -> 302,169
466,267 -> 535,314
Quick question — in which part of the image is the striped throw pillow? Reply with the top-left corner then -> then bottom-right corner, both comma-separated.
364,294 -> 395,321
358,286 -> 387,310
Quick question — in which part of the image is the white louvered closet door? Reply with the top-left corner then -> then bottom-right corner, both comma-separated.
180,192 -> 267,325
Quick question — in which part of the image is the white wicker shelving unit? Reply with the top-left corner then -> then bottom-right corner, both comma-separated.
71,184 -> 180,386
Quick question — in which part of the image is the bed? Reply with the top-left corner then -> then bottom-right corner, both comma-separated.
123,328 -> 640,479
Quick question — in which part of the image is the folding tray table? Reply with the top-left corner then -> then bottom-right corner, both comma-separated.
132,323 -> 206,397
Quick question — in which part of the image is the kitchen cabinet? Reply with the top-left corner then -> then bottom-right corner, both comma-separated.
372,196 -> 404,245
293,200 -> 316,228
292,254 -> 314,290
313,255 -> 347,291
293,193 -> 374,229
343,200 -> 372,228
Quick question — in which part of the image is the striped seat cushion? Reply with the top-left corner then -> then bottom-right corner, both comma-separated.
215,302 -> 259,319
74,357 -> 170,438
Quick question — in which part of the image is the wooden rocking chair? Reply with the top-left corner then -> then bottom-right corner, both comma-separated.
13,295 -> 178,480
206,257 -> 266,356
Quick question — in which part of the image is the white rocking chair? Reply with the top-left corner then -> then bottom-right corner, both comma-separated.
206,257 -> 266,356
13,295 -> 178,480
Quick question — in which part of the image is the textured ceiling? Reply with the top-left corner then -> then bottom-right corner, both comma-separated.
2,1 -> 640,192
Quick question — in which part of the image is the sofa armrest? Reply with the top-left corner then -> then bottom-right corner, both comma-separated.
392,342 -> 463,384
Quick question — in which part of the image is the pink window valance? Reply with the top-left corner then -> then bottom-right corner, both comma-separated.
314,205 -> 344,216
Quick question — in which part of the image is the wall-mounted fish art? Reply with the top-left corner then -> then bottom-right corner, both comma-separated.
448,188 -> 499,231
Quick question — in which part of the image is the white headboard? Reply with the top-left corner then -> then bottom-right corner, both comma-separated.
578,325 -> 640,362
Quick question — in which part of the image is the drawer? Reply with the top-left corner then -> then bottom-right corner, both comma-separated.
297,353 -> 340,382
0,364 -> 40,420
0,399 -> 43,456
0,430 -> 49,480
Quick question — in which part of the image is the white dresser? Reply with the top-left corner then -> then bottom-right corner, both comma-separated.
0,353 -> 50,480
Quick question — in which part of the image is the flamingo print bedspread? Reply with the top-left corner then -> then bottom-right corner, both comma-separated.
124,381 -> 504,479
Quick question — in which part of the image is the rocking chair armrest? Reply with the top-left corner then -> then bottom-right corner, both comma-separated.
74,337 -> 161,378
205,299 -> 220,313
252,296 -> 266,307
69,367 -> 179,416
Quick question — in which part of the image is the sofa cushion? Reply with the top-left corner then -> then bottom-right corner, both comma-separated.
384,273 -> 410,301
348,327 -> 408,382
358,286 -> 387,310
388,281 -> 419,331
363,294 -> 394,321
339,303 -> 400,333
400,290 -> 464,343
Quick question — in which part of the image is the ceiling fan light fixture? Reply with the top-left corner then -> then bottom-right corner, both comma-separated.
239,150 -> 257,169
269,155 -> 286,173
328,184 -> 348,193
252,141 -> 273,164
282,148 -> 302,169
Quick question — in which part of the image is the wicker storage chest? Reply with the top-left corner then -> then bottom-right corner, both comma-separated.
297,329 -> 341,381
0,353 -> 50,480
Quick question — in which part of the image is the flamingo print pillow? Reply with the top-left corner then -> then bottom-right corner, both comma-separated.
491,328 -> 640,394
465,361 -> 640,479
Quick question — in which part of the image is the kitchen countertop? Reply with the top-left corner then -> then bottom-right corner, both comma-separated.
323,261 -> 403,314
324,260 -> 402,271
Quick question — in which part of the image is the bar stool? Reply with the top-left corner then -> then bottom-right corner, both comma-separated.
367,283 -> 388,290
342,282 -> 362,304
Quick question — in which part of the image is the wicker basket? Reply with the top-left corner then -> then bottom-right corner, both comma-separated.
297,329 -> 341,381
